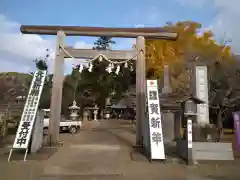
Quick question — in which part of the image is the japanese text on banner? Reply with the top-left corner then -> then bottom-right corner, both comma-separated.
147,80 -> 165,160
13,70 -> 46,149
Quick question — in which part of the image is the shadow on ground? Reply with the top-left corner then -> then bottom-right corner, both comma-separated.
0,134 -> 60,162
91,126 -> 135,134
105,129 -> 134,148
0,147 -> 59,162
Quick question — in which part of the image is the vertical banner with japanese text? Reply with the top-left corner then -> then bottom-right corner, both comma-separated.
147,80 -> 165,160
13,70 -> 47,149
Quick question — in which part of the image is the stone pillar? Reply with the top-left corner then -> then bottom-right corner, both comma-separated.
162,65 -> 172,94
174,110 -> 182,140
195,65 -> 209,125
162,110 -> 175,143
135,36 -> 146,147
48,31 -> 65,145
161,64 -> 174,142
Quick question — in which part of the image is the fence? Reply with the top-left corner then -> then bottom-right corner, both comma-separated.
0,103 -> 23,142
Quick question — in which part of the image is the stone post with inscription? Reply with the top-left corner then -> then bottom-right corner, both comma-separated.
194,65 -> 209,125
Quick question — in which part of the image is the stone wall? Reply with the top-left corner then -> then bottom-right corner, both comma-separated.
176,140 -> 234,161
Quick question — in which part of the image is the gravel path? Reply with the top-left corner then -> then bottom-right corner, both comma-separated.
0,120 -> 240,179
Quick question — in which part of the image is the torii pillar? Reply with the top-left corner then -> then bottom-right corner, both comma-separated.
135,36 -> 146,146
48,31 -> 65,145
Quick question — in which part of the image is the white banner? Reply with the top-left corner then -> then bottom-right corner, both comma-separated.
146,80 -> 165,160
187,119 -> 193,148
13,70 -> 47,149
195,66 -> 209,124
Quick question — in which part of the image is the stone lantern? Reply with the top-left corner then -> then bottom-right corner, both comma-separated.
93,104 -> 99,121
181,95 -> 205,165
183,96 -> 205,120
69,100 -> 80,121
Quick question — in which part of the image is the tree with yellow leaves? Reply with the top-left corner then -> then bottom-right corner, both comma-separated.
145,21 -> 236,95
146,21 -> 239,134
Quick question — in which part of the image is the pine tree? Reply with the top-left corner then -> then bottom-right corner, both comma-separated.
93,37 -> 115,50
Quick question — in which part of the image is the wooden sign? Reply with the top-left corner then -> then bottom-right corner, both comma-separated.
146,80 -> 165,160
187,119 -> 193,148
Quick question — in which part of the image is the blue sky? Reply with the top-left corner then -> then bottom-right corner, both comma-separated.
1,0 -> 216,26
0,0 -> 216,46
0,0 -> 239,73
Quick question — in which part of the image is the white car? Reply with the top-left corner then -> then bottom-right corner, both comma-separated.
42,109 -> 82,134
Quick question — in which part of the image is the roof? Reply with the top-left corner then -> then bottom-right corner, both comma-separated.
178,95 -> 205,104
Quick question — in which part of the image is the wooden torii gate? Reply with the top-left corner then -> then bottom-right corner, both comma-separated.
20,25 -> 178,147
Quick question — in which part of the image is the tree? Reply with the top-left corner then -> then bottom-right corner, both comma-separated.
39,74 -> 52,109
209,60 -> 240,130
145,21 -> 239,134
145,21 -> 236,94
33,49 -> 49,71
79,37 -> 117,109
34,59 -> 48,70
93,37 -> 115,50
145,22 -> 203,94
33,49 -> 52,109
72,36 -> 135,115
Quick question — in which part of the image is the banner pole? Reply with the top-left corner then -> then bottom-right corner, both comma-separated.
24,148 -> 28,162
8,149 -> 13,162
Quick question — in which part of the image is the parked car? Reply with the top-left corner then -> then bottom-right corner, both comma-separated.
42,109 -> 81,135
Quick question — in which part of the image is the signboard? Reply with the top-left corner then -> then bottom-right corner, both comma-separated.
187,119 -> 193,148
13,70 -> 46,149
195,66 -> 209,124
232,111 -> 240,152
146,80 -> 165,160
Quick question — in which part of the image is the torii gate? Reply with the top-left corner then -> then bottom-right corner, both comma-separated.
20,25 -> 177,147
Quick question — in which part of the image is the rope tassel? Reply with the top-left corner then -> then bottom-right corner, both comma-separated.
59,44 -> 139,74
